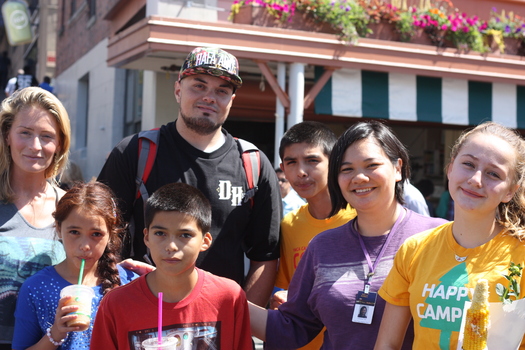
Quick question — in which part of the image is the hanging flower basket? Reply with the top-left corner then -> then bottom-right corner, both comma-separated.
485,35 -> 525,55
366,19 -> 401,41
425,27 -> 454,48
230,0 -> 525,54
502,37 -> 525,55
233,5 -> 337,34
409,27 -> 434,46
485,33 -> 504,54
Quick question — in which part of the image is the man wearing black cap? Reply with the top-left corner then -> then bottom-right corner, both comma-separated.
98,47 -> 281,307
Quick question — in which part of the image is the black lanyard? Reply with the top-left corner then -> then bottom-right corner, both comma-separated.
356,206 -> 405,293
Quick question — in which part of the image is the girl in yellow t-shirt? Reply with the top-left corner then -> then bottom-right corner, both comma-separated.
376,122 -> 525,350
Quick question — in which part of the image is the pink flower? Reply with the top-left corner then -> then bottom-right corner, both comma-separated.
441,24 -> 448,30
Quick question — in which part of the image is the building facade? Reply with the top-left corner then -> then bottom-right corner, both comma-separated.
54,0 -> 525,201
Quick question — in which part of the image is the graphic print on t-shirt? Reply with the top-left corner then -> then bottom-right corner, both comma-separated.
217,180 -> 245,206
127,321 -> 220,350
418,262 -> 470,350
0,236 -> 64,336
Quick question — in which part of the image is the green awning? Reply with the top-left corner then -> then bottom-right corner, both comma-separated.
315,67 -> 525,129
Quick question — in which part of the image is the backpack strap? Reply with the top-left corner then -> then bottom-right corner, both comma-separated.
236,138 -> 261,208
135,128 -> 160,202
129,128 -> 160,262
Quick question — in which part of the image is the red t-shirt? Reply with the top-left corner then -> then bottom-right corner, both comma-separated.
90,268 -> 252,350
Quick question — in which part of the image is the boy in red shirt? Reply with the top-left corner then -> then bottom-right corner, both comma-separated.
91,183 -> 252,349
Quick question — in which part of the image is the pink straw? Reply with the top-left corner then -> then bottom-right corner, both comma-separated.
158,292 -> 163,345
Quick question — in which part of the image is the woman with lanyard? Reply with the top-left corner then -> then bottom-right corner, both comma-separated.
249,121 -> 447,349
0,87 -> 70,350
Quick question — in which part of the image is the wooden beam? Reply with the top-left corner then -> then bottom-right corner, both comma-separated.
255,60 -> 290,109
304,67 -> 336,109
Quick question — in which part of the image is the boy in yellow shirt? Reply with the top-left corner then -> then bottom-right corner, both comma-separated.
271,121 -> 357,350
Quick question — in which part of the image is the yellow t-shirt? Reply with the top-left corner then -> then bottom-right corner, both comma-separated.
276,204 -> 357,289
380,222 -> 525,350
275,203 -> 356,350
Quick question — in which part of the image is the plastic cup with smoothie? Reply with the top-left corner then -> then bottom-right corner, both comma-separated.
60,284 -> 95,331
142,337 -> 178,350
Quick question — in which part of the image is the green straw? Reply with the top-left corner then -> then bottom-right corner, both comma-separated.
78,259 -> 85,285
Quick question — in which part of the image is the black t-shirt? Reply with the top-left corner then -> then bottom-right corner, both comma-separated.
98,121 -> 281,285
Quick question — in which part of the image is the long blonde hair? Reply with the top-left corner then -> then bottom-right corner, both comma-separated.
449,122 -> 525,240
0,87 -> 71,201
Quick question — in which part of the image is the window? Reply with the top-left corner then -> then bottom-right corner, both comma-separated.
124,70 -> 143,136
76,73 -> 89,149
88,0 -> 95,19
59,0 -> 65,34
70,0 -> 76,17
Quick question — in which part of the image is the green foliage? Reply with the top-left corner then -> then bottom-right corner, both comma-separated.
295,0 -> 370,43
229,0 -> 525,54
363,0 -> 400,23
396,8 -> 417,41
230,0 -> 369,43
496,262 -> 523,305
485,8 -> 525,39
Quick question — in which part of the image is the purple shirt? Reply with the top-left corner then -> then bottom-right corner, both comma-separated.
266,209 -> 447,350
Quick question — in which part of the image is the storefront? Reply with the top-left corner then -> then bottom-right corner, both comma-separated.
104,8 -> 525,200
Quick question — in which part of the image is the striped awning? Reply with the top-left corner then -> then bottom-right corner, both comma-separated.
315,67 -> 525,129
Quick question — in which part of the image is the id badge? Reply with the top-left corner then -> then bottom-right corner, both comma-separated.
352,290 -> 377,324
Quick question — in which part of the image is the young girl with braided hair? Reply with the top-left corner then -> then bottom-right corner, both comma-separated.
12,181 -> 138,350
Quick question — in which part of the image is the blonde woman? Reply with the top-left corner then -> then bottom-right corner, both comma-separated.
0,87 -> 70,350
375,122 -> 525,349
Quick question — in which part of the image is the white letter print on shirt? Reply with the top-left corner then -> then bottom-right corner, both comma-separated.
217,180 -> 244,206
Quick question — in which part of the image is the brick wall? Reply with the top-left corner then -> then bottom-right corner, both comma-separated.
55,0 -> 120,76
